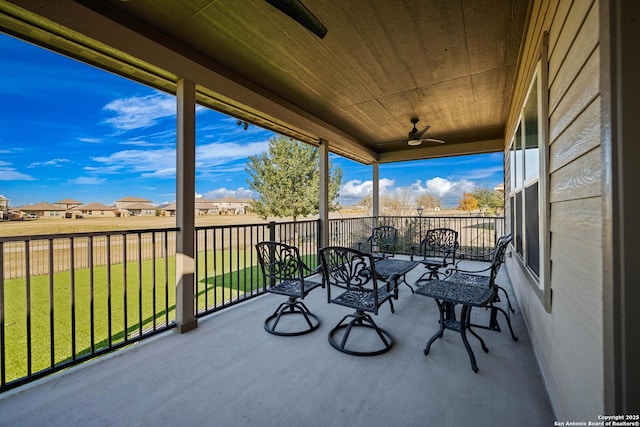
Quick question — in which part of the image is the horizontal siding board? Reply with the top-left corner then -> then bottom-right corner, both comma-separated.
548,0 -> 595,86
550,97 -> 600,173
547,0 -> 573,56
550,147 -> 601,202
550,197 -> 602,244
548,233 -> 603,418
506,0 -> 552,136
549,3 -> 599,112
549,46 -> 599,141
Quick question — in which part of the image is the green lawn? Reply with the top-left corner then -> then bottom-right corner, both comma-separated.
1,248 -> 316,384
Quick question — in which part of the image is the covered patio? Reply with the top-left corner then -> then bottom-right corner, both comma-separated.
0,263 -> 553,427
1,0 -> 639,421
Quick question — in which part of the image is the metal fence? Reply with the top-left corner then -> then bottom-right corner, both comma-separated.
0,215 -> 503,392
0,228 -> 178,392
329,215 -> 505,259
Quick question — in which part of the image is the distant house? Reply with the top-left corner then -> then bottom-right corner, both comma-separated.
161,199 -> 221,216
115,196 -> 157,217
54,198 -> 84,218
213,197 -> 252,214
54,198 -> 83,209
77,202 -> 117,218
0,195 -> 8,220
195,199 -> 220,215
17,201 -> 66,219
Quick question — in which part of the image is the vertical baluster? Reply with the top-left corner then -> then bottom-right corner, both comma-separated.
137,233 -> 142,337
89,236 -> 95,354
164,231 -> 170,326
107,235 -> 112,347
0,241 -> 5,386
48,239 -> 55,369
152,232 -> 157,330
25,241 -> 32,376
213,228 -> 218,309
70,237 -> 76,360
122,234 -> 128,342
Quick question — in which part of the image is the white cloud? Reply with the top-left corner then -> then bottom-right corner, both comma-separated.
28,158 -> 70,168
68,176 -> 106,185
86,140 -> 270,180
338,178 -> 394,205
203,187 -> 253,200
196,141 -> 269,164
103,93 -> 175,131
424,177 -> 475,199
77,137 -> 103,144
338,176 -> 476,207
0,167 -> 36,181
91,147 -> 175,175
459,166 -> 504,180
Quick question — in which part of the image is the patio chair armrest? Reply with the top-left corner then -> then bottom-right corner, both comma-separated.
444,264 -> 492,278
408,242 -> 422,261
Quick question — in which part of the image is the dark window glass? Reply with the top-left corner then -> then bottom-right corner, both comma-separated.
525,183 -> 539,275
515,190 -> 523,256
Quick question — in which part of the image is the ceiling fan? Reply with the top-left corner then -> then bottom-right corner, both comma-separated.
406,118 -> 445,146
265,0 -> 328,39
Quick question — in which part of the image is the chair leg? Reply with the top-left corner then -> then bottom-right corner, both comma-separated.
497,285 -> 516,313
328,310 -> 393,356
264,296 -> 320,336
492,305 -> 519,342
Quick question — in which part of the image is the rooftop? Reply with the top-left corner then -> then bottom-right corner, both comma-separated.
0,262 -> 554,426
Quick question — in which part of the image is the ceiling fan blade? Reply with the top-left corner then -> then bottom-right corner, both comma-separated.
422,138 -> 446,144
265,0 -> 328,39
412,125 -> 430,139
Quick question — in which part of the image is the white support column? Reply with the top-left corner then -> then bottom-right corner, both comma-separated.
175,79 -> 197,333
318,139 -> 329,248
372,162 -> 379,228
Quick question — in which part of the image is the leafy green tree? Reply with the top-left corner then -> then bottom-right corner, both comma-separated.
246,136 -> 342,221
472,188 -> 504,214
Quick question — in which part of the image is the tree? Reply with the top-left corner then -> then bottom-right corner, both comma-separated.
246,136 -> 342,221
458,192 -> 479,211
380,188 -> 414,216
415,193 -> 442,210
472,188 -> 504,214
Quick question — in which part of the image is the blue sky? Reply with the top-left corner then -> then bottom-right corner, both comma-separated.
0,33 -> 503,209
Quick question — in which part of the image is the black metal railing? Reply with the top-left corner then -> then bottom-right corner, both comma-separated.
328,215 -> 505,259
0,215 -> 503,392
0,228 -> 178,392
194,220 -> 319,317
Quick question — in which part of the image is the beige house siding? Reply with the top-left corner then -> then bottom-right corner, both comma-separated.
504,0 -> 603,420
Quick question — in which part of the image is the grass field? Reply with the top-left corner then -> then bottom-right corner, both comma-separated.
0,214 -> 274,237
2,246 -> 272,384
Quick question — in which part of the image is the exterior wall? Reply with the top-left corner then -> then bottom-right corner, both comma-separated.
505,0 -> 603,419
82,210 -> 117,218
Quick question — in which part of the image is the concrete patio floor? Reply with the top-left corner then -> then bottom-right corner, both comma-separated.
0,261 -> 554,427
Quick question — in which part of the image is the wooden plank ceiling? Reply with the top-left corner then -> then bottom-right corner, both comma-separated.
1,0 -> 529,164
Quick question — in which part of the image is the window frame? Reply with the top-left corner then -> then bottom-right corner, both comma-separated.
506,33 -> 551,312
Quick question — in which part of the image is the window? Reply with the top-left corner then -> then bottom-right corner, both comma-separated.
508,62 -> 545,287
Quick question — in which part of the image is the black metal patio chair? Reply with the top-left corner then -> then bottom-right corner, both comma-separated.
415,234 -> 512,372
320,246 -> 395,356
444,233 -> 518,341
256,241 -> 323,336
410,227 -> 459,282
357,225 -> 398,259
